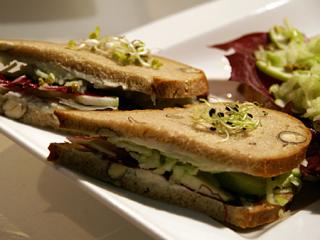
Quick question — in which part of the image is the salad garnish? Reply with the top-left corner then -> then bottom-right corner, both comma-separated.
211,20 -> 320,178
213,20 -> 320,126
67,26 -> 162,69
255,21 -> 320,123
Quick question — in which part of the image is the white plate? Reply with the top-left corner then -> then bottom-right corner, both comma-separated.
1,0 -> 320,239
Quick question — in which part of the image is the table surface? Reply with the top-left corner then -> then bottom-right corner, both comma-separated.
0,133 -> 152,240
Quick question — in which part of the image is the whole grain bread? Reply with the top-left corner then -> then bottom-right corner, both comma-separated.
55,102 -> 311,177
0,39 -> 208,98
48,142 -> 283,229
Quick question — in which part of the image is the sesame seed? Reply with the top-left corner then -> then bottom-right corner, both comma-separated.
217,112 -> 224,117
247,113 -> 253,118
210,127 -> 216,131
209,108 -> 216,117
225,106 -> 231,111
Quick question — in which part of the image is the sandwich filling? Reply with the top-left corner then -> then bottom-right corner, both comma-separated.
68,135 -> 302,207
0,59 -> 119,113
0,57 -> 195,120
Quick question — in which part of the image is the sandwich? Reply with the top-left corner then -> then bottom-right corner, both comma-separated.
47,101 -> 311,228
0,29 -> 207,129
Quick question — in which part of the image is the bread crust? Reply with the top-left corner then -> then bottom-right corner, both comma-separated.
55,103 -> 312,177
48,142 -> 283,229
0,39 -> 208,98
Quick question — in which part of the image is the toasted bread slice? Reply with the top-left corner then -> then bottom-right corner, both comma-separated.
55,102 -> 311,177
0,39 -> 208,99
48,142 -> 283,229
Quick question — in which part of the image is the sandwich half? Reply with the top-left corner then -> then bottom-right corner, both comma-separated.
0,38 -> 207,129
48,101 -> 311,228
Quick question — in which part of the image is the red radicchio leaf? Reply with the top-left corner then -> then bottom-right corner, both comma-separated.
301,129 -> 320,177
0,73 -> 8,81
211,32 -> 279,106
41,85 -> 69,93
300,126 -> 320,177
4,75 -> 38,89
0,75 -> 71,93
301,154 -> 320,178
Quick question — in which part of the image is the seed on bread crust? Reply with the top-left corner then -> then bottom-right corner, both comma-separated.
278,131 -> 307,144
3,98 -> 27,119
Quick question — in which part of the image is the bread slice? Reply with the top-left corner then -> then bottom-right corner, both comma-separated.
0,39 -> 208,99
55,102 -> 311,177
48,142 -> 283,229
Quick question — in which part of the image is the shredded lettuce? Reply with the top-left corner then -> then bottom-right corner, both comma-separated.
268,19 -> 304,50
255,21 -> 320,124
266,168 -> 301,206
107,137 -> 301,206
153,157 -> 176,175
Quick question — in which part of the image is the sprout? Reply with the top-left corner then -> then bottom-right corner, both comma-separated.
193,100 -> 261,140
35,69 -> 88,93
66,26 -> 162,69
35,69 -> 56,86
